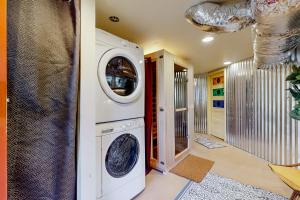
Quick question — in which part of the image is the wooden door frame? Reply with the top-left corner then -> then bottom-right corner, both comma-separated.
0,0 -> 7,199
207,69 -> 226,140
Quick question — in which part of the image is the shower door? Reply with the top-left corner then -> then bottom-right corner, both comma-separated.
174,65 -> 188,156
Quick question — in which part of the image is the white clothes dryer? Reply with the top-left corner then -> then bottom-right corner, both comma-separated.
96,118 -> 145,200
96,29 -> 145,123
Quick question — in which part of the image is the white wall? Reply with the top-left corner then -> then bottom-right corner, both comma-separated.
77,0 -> 97,199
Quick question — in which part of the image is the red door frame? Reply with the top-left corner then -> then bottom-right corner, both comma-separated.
0,0 -> 7,199
144,58 -> 153,174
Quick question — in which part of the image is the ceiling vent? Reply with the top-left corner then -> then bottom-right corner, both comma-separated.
185,0 -> 300,67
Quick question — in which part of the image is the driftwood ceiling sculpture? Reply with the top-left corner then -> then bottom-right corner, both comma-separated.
186,0 -> 300,67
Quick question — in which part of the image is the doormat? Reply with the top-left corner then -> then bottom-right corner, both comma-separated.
195,136 -> 226,149
175,173 -> 287,200
170,155 -> 214,183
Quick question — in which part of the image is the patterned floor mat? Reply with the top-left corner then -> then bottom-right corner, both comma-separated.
175,173 -> 287,200
195,136 -> 226,149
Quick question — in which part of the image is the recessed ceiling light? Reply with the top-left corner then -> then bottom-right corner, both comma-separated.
109,16 -> 120,22
224,61 -> 232,65
202,36 -> 214,43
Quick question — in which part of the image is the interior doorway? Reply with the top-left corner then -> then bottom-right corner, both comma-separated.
207,70 -> 226,139
144,58 -> 159,172
150,61 -> 158,163
174,64 -> 188,156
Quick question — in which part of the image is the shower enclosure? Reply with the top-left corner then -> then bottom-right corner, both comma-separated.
145,50 -> 194,172
174,65 -> 188,155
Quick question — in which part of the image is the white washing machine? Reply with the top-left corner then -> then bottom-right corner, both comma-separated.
96,118 -> 145,200
96,29 -> 145,123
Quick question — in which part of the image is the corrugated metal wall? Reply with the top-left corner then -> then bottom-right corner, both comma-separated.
226,59 -> 300,164
194,74 -> 208,133
174,71 -> 188,141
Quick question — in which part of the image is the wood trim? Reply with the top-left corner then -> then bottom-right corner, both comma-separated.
208,68 -> 225,76
0,0 -> 7,199
279,163 -> 300,168
290,191 -> 300,200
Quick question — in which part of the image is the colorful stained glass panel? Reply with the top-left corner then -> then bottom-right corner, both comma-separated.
213,88 -> 224,96
213,100 -> 224,108
213,76 -> 224,85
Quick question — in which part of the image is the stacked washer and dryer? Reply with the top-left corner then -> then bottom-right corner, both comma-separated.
95,29 -> 145,200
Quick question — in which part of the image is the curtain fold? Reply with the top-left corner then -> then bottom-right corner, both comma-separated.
7,1 -> 80,199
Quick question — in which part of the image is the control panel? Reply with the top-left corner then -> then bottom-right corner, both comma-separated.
96,118 -> 144,137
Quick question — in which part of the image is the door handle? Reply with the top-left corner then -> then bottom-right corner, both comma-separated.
159,107 -> 164,112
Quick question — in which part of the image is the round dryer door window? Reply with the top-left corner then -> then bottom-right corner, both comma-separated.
98,48 -> 143,104
105,134 -> 140,178
106,56 -> 137,96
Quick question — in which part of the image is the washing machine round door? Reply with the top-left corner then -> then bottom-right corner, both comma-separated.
105,134 -> 140,178
98,48 -> 143,104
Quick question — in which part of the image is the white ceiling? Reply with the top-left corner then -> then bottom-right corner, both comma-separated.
96,0 -> 254,73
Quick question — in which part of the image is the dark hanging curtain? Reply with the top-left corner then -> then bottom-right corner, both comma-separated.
7,1 -> 80,199
144,58 -> 153,175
